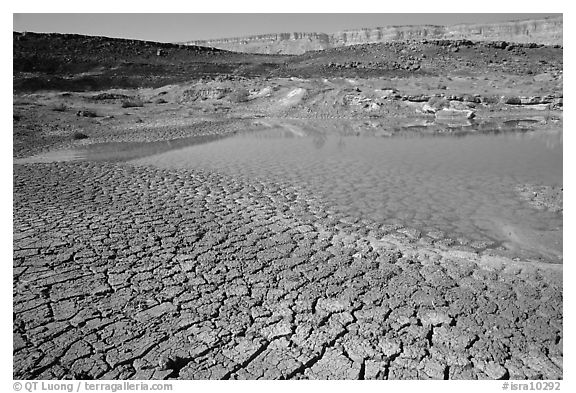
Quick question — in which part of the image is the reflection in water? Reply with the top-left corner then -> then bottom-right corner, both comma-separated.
13,133 -> 229,165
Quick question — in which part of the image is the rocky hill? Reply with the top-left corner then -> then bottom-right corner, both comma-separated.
13,31 -> 562,93
13,32 -> 287,91
183,15 -> 562,54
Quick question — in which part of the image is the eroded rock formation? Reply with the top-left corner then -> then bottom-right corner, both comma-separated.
183,16 -> 562,54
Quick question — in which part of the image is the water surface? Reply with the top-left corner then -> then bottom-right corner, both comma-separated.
15,125 -> 563,262
130,127 -> 563,262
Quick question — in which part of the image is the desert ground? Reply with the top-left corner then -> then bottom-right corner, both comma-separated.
13,30 -> 562,380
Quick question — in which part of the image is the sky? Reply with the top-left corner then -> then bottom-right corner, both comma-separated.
13,13 -> 561,43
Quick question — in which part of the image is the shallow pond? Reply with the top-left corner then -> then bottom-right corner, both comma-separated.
16,124 -> 563,262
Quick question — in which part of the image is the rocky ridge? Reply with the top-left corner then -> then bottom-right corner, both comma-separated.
183,16 -> 562,54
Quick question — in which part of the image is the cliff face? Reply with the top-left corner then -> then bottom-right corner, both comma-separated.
183,16 -> 562,54
183,32 -> 331,55
446,17 -> 563,44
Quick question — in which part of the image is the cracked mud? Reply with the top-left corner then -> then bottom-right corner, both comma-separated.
13,162 -> 562,380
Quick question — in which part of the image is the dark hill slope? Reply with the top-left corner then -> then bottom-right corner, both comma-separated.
13,32 -> 289,91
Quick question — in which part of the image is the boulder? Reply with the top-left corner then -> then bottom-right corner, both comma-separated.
343,94 -> 371,106
534,73 -> 555,82
502,96 -> 522,105
435,108 -> 475,120
76,110 -> 97,118
480,95 -> 500,104
423,97 -> 449,113
379,89 -> 399,99
368,102 -> 382,111
446,94 -> 464,101
520,96 -> 542,105
449,101 -> 475,110
405,94 -> 431,102
462,94 -> 481,103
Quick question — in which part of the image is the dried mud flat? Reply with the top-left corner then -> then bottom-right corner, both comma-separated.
14,159 -> 562,380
